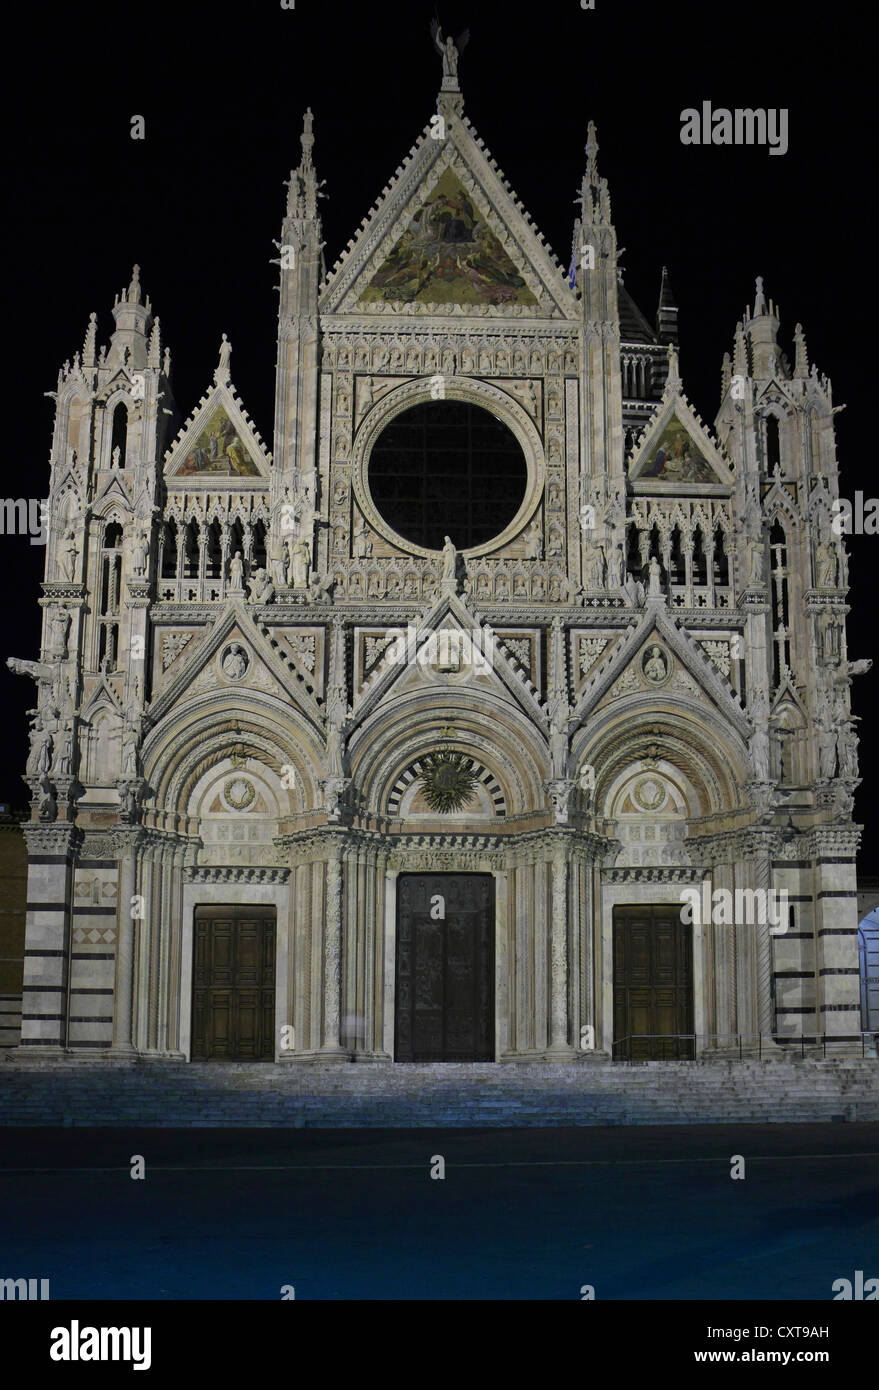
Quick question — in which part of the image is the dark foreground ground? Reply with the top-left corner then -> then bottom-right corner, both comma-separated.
1,1123 -> 877,1299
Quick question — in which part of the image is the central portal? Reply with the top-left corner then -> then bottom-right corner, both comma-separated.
395,873 -> 495,1062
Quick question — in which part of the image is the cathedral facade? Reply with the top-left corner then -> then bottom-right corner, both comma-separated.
8,53 -> 867,1064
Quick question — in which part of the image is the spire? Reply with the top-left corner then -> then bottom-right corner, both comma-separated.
793,322 -> 809,378
733,321 -> 749,377
745,274 -> 781,378
147,316 -> 161,369
286,108 -> 321,221
720,351 -> 732,403
656,265 -> 679,346
82,312 -> 97,369
753,274 -> 767,316
578,120 -> 611,225
107,264 -> 152,371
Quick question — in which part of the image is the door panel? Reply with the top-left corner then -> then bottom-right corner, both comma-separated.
191,907 -> 276,1061
395,874 -> 494,1062
613,905 -> 694,1059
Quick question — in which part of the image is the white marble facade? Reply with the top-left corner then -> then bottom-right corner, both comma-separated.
7,53 -> 866,1061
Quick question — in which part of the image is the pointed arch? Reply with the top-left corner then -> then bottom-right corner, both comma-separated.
110,401 -> 128,467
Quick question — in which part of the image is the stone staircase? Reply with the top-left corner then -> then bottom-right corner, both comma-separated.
1,1056 -> 877,1127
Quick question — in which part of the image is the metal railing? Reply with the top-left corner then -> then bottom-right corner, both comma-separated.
611,1031 -> 879,1062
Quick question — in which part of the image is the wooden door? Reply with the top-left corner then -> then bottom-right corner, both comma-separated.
191,907 -> 276,1061
395,874 -> 494,1062
613,905 -> 694,1059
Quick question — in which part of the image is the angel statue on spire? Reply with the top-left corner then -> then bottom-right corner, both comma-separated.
430,20 -> 469,87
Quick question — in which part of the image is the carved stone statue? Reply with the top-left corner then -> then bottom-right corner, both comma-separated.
290,537 -> 311,589
326,702 -> 346,778
441,535 -> 457,579
57,529 -> 79,581
523,521 -> 542,560
549,715 -> 569,779
647,556 -> 663,597
36,732 -> 54,778
121,731 -> 139,779
247,567 -> 275,604
229,551 -> 245,590
308,571 -> 333,604
47,607 -> 70,654
130,531 -> 149,577
818,609 -> 840,665
582,545 -> 604,590
608,542 -> 625,588
54,729 -> 74,776
749,690 -> 771,780
547,779 -> 574,824
816,717 -> 837,779
357,376 -> 374,424
560,576 -> 583,606
217,333 -> 232,377
836,722 -> 858,779
432,22 -> 468,85
353,518 -> 373,559
27,728 -> 52,777
815,537 -> 839,588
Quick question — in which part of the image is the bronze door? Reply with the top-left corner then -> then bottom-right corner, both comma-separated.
613,905 -> 694,1059
395,874 -> 494,1062
191,906 -> 276,1061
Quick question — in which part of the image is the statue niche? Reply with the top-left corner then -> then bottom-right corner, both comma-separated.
82,706 -> 123,785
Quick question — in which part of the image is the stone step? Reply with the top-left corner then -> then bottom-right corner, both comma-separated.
1,1056 -> 877,1128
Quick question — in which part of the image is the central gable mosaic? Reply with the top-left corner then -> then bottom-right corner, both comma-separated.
359,168 -> 537,307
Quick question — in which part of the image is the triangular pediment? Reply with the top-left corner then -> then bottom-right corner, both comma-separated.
572,602 -> 749,736
80,674 -> 124,720
762,469 -> 800,525
629,393 -> 734,490
145,601 -> 323,734
770,673 -> 808,719
164,381 -> 271,482
348,590 -> 547,732
92,474 -> 133,510
321,120 -> 576,319
754,379 -> 798,413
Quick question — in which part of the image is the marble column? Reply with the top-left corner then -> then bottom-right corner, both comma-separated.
111,829 -> 141,1054
548,843 -> 574,1055
320,843 -> 347,1056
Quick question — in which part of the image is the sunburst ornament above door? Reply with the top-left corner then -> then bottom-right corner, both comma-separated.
419,751 -> 478,813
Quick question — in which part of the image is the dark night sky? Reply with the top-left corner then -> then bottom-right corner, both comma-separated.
2,0 -> 875,860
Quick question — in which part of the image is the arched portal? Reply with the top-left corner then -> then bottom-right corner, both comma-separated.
573,702 -> 752,1058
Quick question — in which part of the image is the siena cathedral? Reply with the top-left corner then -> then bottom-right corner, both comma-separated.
7,47 -> 869,1066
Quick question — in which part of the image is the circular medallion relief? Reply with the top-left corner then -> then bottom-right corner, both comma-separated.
642,644 -> 671,686
223,776 -> 256,812
220,642 -> 250,681
633,777 -> 667,812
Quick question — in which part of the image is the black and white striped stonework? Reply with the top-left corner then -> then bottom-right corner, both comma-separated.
387,757 -> 506,819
